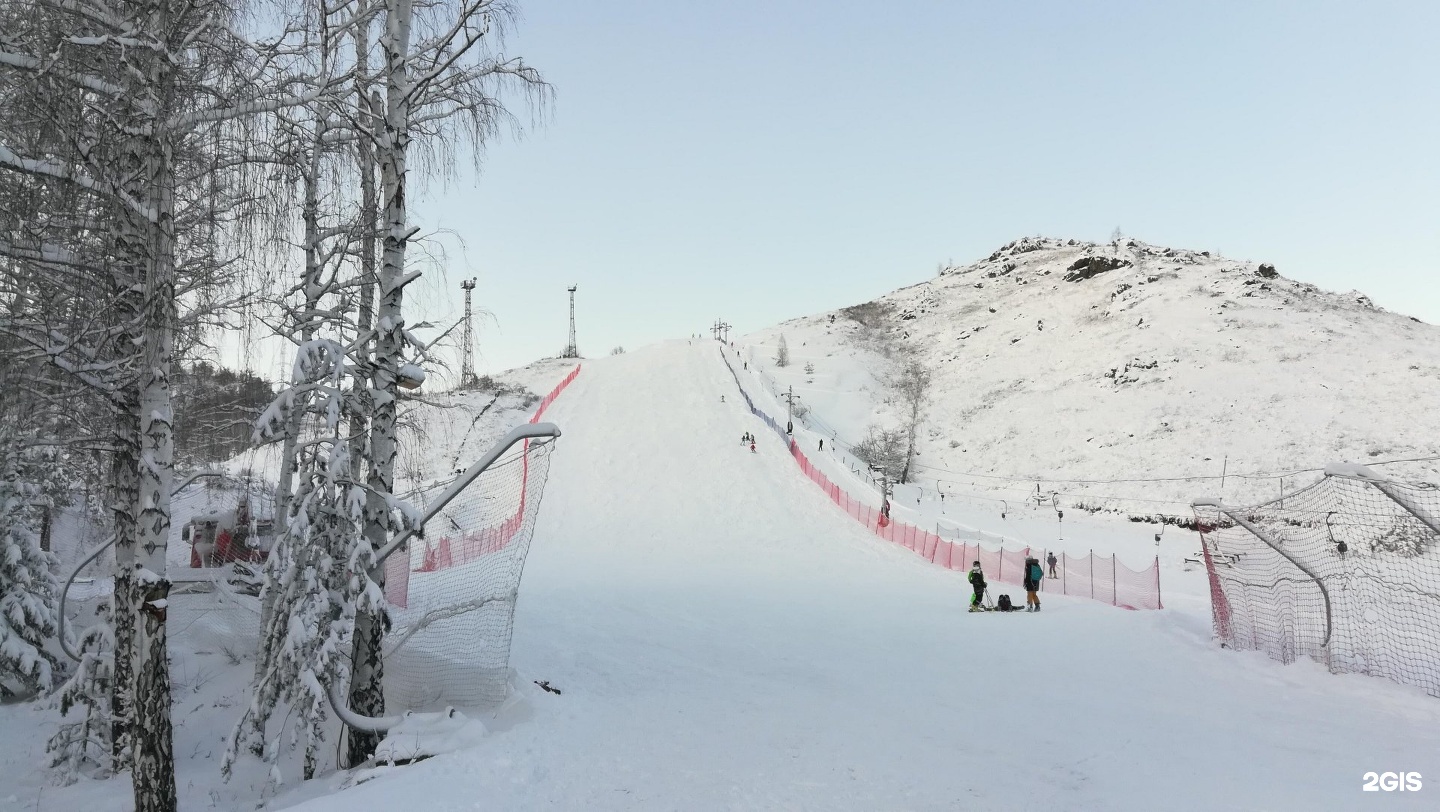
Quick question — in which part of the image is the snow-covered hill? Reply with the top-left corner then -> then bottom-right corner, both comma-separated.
739,236 -> 1440,513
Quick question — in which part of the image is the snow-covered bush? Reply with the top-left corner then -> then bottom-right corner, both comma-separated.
0,447 -> 61,699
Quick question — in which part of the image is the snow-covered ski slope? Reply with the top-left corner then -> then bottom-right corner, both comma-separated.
294,340 -> 1439,812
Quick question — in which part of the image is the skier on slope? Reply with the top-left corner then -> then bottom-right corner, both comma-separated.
1024,556 -> 1044,612
1046,551 -> 1058,579
968,561 -> 986,612
750,440 -> 756,453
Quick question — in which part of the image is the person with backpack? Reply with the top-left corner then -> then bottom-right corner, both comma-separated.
1046,551 -> 1058,578
1024,556 -> 1044,612
967,561 -> 986,612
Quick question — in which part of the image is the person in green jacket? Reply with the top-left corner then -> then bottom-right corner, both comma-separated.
968,561 -> 986,612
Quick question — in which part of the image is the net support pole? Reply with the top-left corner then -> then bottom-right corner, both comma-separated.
1325,463 -> 1440,536
1194,497 -> 1333,648
331,422 -> 563,734
370,422 -> 562,571
1344,477 -> 1440,536
1154,555 -> 1163,610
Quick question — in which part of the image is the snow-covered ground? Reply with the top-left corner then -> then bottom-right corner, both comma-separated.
736,237 -> 1440,516
3,340 -> 1438,811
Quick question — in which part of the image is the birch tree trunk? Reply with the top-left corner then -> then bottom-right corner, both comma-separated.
348,18 -> 380,482
345,0 -> 413,767
128,25 -> 180,811
107,410 -> 140,767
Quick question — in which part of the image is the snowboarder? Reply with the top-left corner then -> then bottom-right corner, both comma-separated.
750,440 -> 756,454
1024,556 -> 1044,612
968,561 -> 986,612
818,439 -> 824,451
1046,551 -> 1058,578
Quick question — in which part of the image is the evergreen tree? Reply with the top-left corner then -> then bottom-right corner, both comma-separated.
47,600 -> 116,780
0,435 -> 62,699
227,339 -> 414,782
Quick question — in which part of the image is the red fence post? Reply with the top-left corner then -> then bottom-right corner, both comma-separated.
1112,554 -> 1118,606
1089,550 -> 1094,599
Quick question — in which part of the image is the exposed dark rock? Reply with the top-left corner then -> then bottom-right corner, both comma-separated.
1257,263 -> 1278,279
1063,255 -> 1132,282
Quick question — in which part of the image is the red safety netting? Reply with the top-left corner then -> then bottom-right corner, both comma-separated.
529,365 -> 580,425
787,425 -> 1162,609
383,365 -> 580,607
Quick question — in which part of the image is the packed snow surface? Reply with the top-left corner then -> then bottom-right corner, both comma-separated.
2,340 -> 1437,811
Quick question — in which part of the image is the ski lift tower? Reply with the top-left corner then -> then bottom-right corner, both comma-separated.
562,285 -> 580,359
460,278 -> 478,388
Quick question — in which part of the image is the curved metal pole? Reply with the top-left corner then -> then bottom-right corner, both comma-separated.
57,469 -> 229,662
333,423 -> 562,734
1214,502 -> 1334,649
327,681 -> 404,733
57,532 -> 116,662
371,422 -> 561,569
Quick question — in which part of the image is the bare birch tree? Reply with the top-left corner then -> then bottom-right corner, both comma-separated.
1,3 -> 336,808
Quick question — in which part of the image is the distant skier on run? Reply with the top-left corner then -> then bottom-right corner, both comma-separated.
1024,556 -> 1044,612
968,561 -> 986,612
750,440 -> 756,454
1046,551 -> 1058,578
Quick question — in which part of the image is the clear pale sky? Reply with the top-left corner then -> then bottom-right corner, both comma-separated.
392,0 -> 1438,380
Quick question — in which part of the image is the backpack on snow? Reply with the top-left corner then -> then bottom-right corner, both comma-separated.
996,594 -> 1014,612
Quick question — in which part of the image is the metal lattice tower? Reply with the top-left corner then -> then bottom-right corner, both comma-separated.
460,278 -> 479,388
562,285 -> 579,358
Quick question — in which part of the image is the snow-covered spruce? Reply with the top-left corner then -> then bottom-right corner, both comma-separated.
46,599 -> 117,781
227,340 -> 416,783
0,444 -> 61,699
